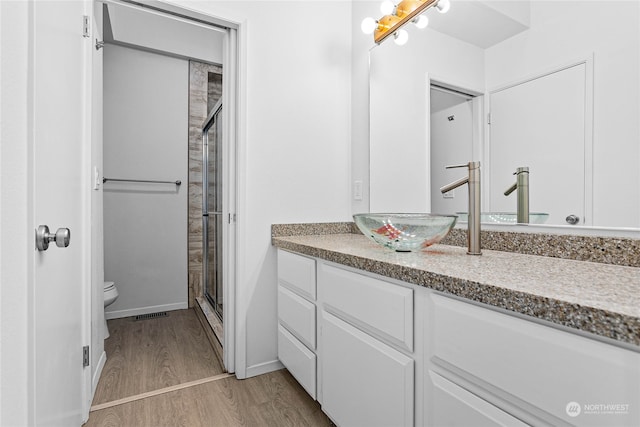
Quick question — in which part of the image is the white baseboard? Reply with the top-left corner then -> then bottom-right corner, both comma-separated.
105,302 -> 188,320
92,350 -> 107,399
244,359 -> 284,379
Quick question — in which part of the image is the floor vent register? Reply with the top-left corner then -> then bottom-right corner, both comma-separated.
135,311 -> 169,321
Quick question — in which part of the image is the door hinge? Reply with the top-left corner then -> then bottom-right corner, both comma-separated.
228,213 -> 236,224
82,15 -> 91,38
487,112 -> 492,125
83,345 -> 90,367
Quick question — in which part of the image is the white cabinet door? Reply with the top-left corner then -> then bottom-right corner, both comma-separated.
321,311 -> 414,427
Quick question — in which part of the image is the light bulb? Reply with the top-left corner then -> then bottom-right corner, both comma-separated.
393,29 -> 409,45
435,0 -> 451,14
380,0 -> 395,15
412,14 -> 429,29
361,17 -> 378,34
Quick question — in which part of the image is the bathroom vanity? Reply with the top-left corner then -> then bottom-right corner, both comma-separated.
272,225 -> 640,427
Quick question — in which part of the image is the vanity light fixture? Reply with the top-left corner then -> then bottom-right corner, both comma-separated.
362,0 -> 451,45
380,0 -> 396,15
394,29 -> 409,45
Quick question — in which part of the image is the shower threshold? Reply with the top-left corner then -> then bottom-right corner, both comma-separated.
195,296 -> 223,347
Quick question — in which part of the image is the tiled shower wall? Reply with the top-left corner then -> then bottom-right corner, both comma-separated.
188,61 -> 222,307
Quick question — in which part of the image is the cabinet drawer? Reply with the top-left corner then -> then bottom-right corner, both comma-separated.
428,371 -> 528,427
278,285 -> 316,350
430,294 -> 640,426
278,324 -> 316,400
278,249 -> 316,300
319,262 -> 413,351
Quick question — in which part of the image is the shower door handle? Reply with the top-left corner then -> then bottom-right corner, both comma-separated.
205,211 -> 233,223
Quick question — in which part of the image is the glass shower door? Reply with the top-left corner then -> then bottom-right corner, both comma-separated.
203,100 -> 224,320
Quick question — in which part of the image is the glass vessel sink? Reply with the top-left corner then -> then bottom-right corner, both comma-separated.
455,212 -> 549,224
353,213 -> 458,252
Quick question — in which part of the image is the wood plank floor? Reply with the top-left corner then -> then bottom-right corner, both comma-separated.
86,309 -> 333,427
86,369 -> 332,427
93,309 -> 225,405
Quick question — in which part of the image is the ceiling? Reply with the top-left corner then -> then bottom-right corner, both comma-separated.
427,0 -> 530,49
103,2 -> 226,64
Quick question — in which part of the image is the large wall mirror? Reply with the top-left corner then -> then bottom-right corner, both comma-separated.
369,0 -> 640,231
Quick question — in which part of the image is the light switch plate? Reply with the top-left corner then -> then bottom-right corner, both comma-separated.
353,180 -> 363,201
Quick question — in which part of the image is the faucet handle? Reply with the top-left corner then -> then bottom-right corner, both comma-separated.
446,161 -> 481,170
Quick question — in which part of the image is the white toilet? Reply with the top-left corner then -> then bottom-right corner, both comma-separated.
103,281 -> 119,339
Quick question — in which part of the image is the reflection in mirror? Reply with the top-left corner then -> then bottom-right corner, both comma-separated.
487,62 -> 588,226
430,85 -> 475,217
369,0 -> 640,230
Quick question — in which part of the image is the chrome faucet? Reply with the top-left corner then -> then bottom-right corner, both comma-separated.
440,161 -> 481,255
504,167 -> 529,224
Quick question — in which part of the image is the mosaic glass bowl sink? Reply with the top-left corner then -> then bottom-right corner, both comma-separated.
353,213 -> 458,252
456,212 -> 549,224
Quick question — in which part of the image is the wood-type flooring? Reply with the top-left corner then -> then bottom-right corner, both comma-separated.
86,309 -> 332,427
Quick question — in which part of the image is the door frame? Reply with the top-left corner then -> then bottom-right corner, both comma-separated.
94,0 -> 245,377
426,73 -> 484,214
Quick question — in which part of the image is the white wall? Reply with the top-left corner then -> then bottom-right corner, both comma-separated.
170,0 -> 353,377
351,1 -> 378,215
485,1 -> 640,228
103,44 -> 188,318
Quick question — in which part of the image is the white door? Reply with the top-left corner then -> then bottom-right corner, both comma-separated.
32,0 -> 89,424
488,63 -> 588,226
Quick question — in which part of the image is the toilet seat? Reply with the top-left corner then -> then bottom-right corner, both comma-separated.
103,281 -> 119,340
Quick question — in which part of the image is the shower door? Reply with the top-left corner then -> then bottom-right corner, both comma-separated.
203,99 -> 224,320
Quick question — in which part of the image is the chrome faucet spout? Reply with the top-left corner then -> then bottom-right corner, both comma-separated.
441,161 -> 481,255
439,175 -> 468,194
504,166 -> 529,224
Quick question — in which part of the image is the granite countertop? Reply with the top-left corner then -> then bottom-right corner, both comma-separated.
272,233 -> 640,348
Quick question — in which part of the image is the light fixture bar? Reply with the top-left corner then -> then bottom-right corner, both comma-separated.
374,0 -> 439,44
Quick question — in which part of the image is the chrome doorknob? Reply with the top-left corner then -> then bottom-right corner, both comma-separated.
565,215 -> 580,225
36,225 -> 71,251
